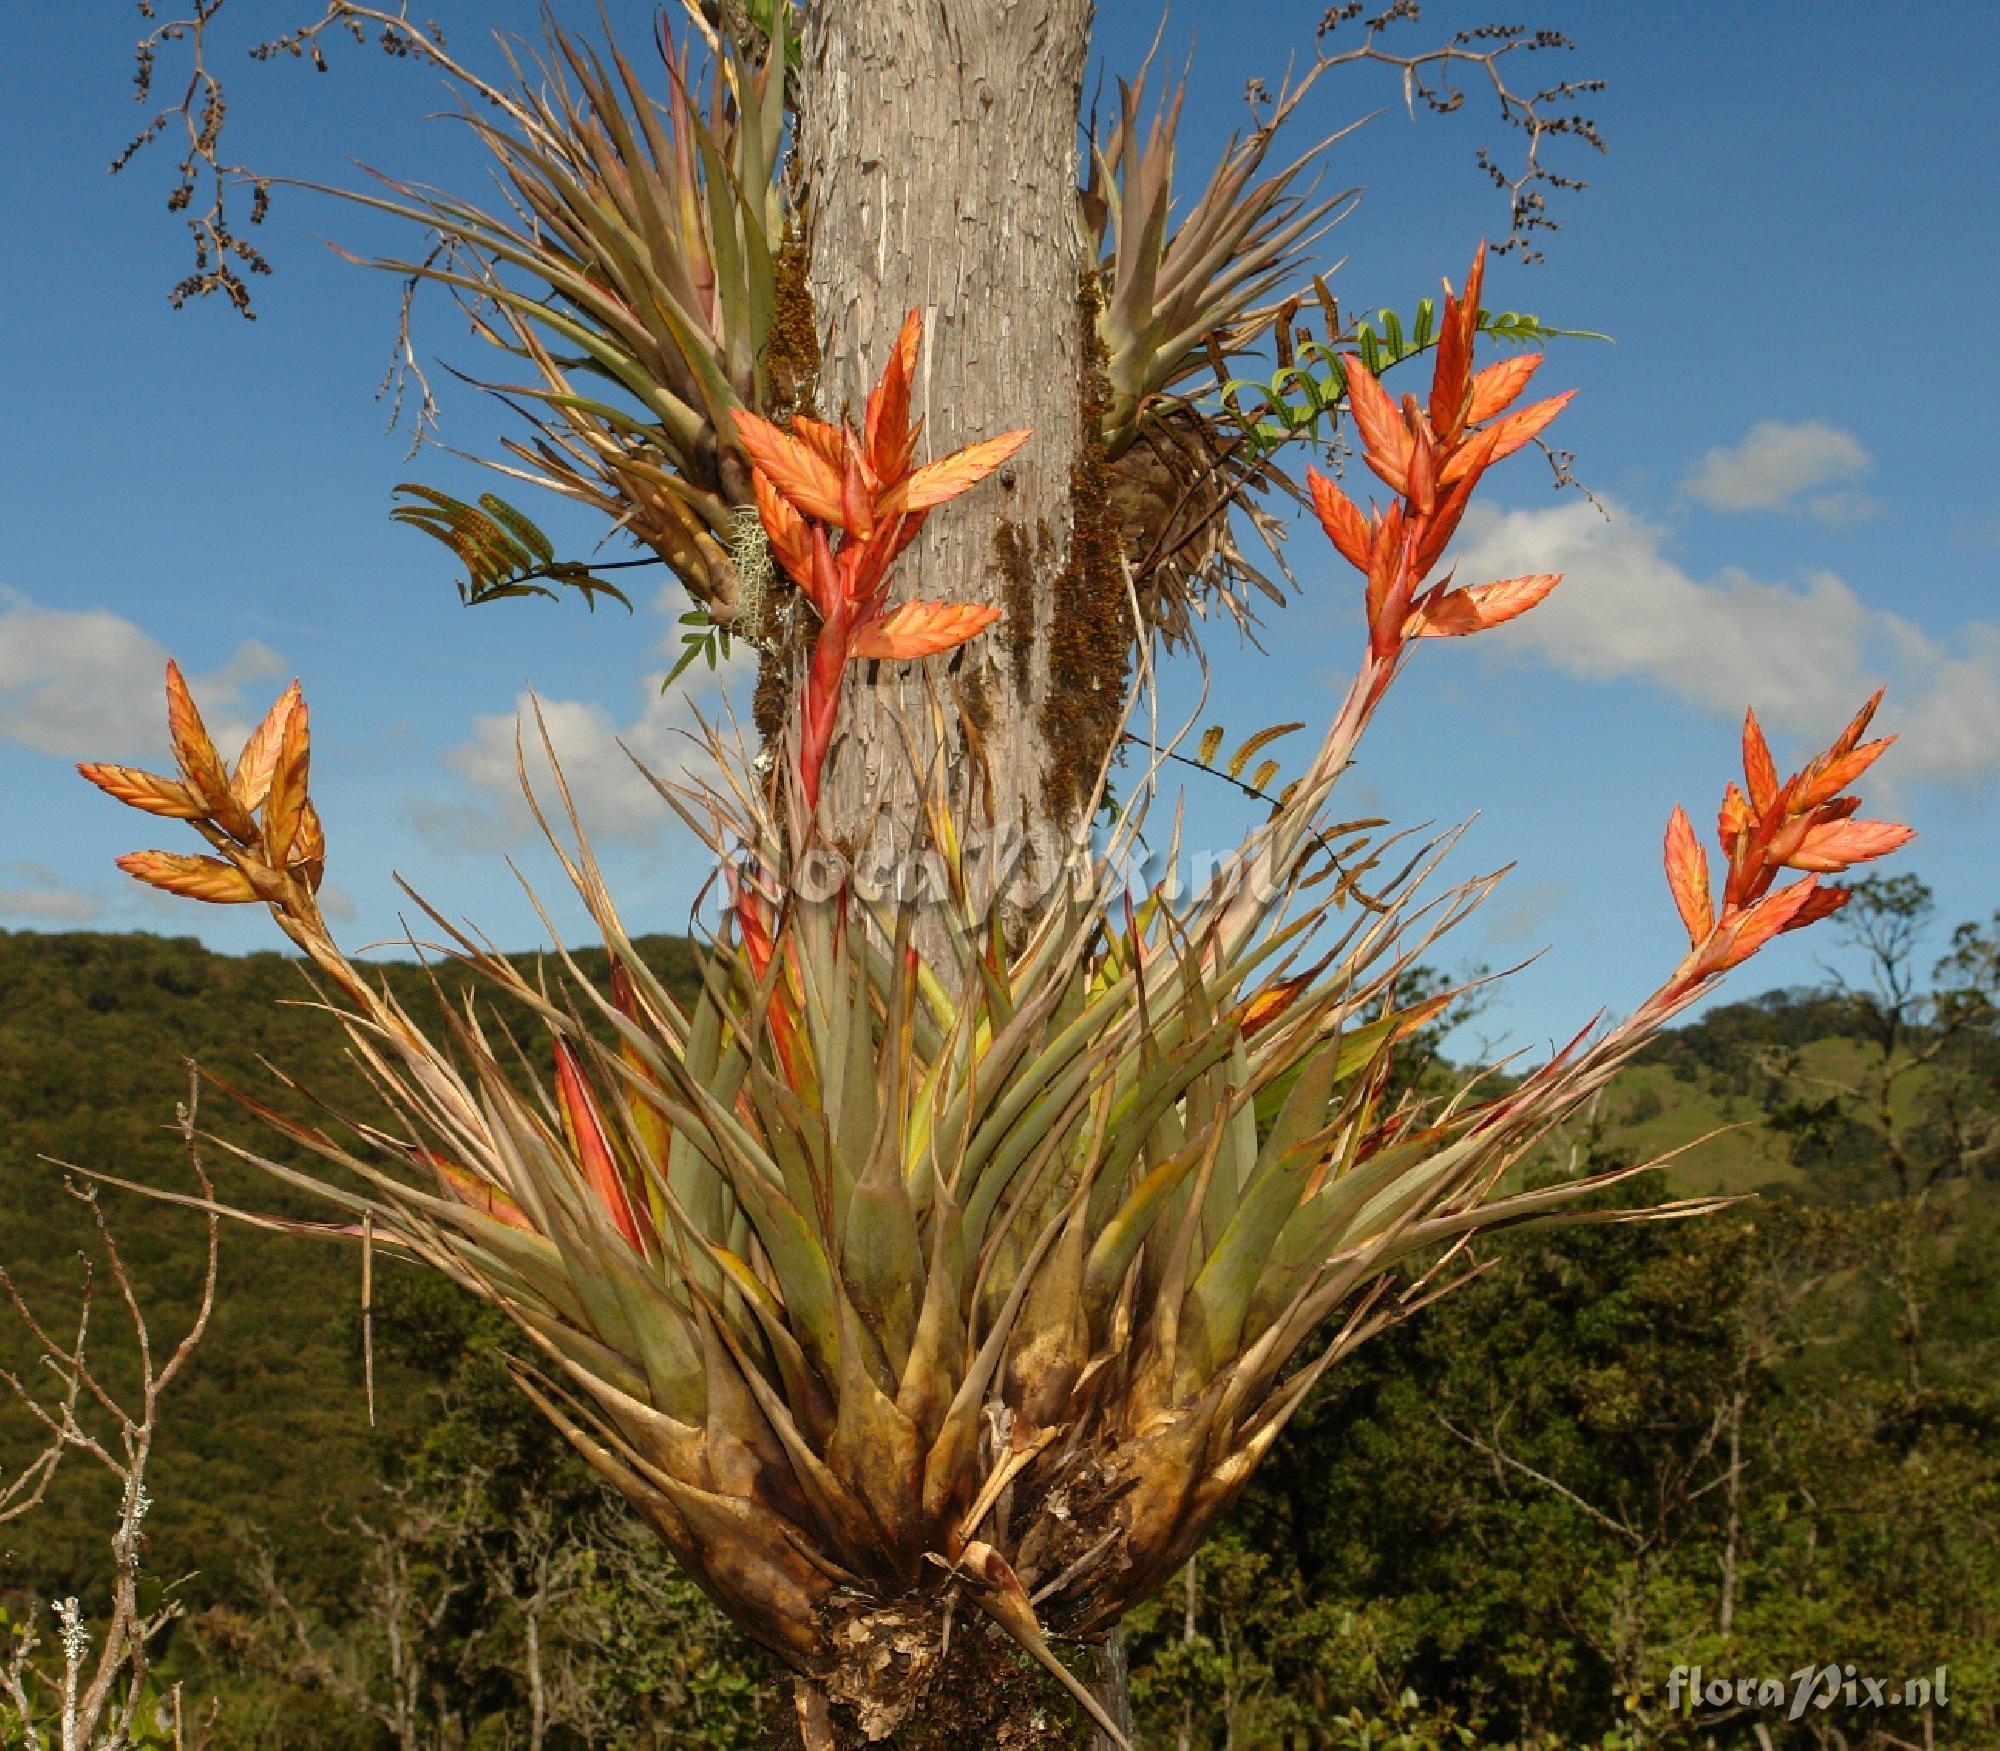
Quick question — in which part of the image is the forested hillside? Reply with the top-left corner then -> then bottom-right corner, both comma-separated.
2,904 -> 1995,1748
0,929 -> 707,1713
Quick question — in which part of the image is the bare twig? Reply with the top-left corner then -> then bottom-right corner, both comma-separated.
0,1064 -> 221,1751
1433,1408 -> 1645,1548
114,3 -> 494,320
1304,5 -> 1606,263
116,2 -> 1603,311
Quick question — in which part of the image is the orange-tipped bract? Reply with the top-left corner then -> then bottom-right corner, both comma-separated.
1304,245 -> 1575,676
1663,693 -> 1914,985
731,310 -> 1028,808
81,666 -> 324,909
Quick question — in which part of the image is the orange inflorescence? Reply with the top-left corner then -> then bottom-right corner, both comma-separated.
1304,244 -> 1572,682
1663,692 -> 1914,989
1301,246 -> 1913,993
731,310 -> 1029,810
78,664 -> 324,907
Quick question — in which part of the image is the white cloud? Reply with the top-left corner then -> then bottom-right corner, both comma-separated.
317,880 -> 360,924
0,588 -> 285,761
1681,420 -> 1876,524
0,861 -> 103,923
1454,496 -> 2000,786
1879,620 -> 2000,787
1801,489 -> 1881,528
430,652 -> 753,852
1956,514 -> 2000,552
1482,879 -> 1569,948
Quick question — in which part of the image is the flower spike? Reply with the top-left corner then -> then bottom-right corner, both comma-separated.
1664,694 -> 1914,989
1304,243 -> 1574,695
731,310 -> 1029,809
82,665 -> 327,909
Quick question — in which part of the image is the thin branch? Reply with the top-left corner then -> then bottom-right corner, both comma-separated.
0,1065 -> 221,1751
1434,1409 -> 1645,1548
1302,6 -> 1606,263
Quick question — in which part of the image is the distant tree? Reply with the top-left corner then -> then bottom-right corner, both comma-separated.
194,1276 -> 765,1748
1744,875 -> 1994,1202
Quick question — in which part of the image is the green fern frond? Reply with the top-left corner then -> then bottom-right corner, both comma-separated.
662,610 -> 734,691
1210,305 -> 1610,458
391,486 -> 634,613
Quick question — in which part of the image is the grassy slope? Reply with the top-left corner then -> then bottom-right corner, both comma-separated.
1618,1034 -> 1957,1197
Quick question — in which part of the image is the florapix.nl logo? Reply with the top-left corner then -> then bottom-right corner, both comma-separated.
1667,1663 -> 1949,1724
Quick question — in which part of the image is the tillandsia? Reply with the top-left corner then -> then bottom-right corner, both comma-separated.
81,249 -> 1911,1749
1082,52 -> 1359,644
306,4 -> 799,623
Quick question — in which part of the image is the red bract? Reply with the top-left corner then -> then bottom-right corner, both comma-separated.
1305,244 -> 1574,677
731,310 -> 1027,809
729,868 -> 806,1091
554,1036 -> 656,1255
1663,691 -> 1914,988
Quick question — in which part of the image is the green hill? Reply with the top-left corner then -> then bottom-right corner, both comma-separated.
0,928 -> 699,1614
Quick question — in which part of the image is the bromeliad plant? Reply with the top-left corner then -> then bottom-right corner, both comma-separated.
81,249 -> 1911,1747
324,5 -> 799,624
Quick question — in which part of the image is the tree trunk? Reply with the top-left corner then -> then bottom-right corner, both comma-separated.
796,0 -> 1125,929
524,1601 -> 547,1751
1718,1385 -> 1744,1636
1177,1559 -> 1198,1751
1091,1627 -> 1137,1751
774,1628 -> 1092,1747
791,8 -> 1135,1737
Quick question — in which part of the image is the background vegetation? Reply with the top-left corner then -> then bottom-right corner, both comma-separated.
3,878 -> 1995,1747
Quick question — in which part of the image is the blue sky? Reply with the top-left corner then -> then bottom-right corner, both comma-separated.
3,2 -> 1995,1055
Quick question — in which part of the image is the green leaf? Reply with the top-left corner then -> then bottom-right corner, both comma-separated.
478,492 -> 555,565
1203,299 -> 1609,460
392,485 -> 635,613
663,616 -> 732,691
